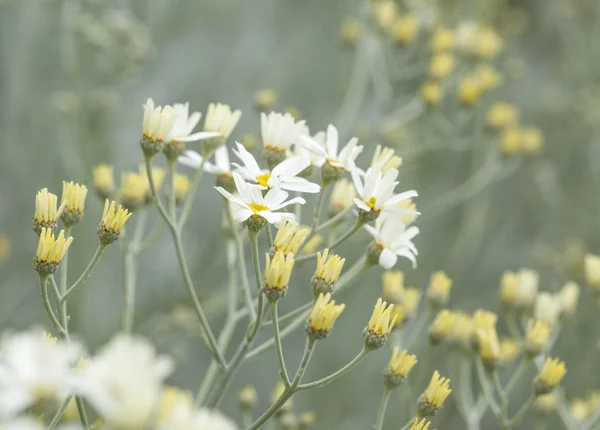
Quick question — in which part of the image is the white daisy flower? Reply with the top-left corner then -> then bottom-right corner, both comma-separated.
351,164 -> 418,216
76,335 -> 173,429
232,142 -> 320,193
215,172 -> 306,225
364,213 -> 419,269
178,146 -> 232,176
298,124 -> 363,171
0,330 -> 82,420
142,98 -> 177,143
292,127 -> 327,166
204,103 -> 242,139
533,292 -> 562,327
261,112 -> 306,152
167,103 -> 221,143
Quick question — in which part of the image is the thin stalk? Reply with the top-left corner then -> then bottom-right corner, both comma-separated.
400,418 -> 416,430
316,206 -> 352,233
40,277 -> 67,337
47,396 -> 73,429
505,311 -> 523,340
492,370 -> 507,415
506,394 -> 535,428
266,225 -> 273,248
504,359 -> 528,398
270,302 -> 291,387
298,348 -> 368,390
229,206 -> 255,320
310,181 -> 329,232
178,149 -> 211,229
374,388 -> 392,430
168,158 -> 177,220
297,219 -> 363,262
59,226 -> 72,332
61,245 -> 106,303
475,358 -> 503,419
122,242 -> 136,333
249,231 -> 263,291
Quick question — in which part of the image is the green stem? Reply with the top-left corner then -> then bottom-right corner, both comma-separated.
75,397 -> 90,429
249,231 -> 263,291
400,418 -> 416,430
266,225 -> 274,248
47,396 -> 72,429
248,338 -> 317,430
143,155 -> 226,368
229,206 -> 255,320
374,388 -> 392,430
122,242 -> 136,333
168,158 -> 177,221
475,358 -> 503,420
59,226 -> 72,332
505,310 -> 523,340
310,181 -> 329,232
271,302 -> 291,387
506,394 -> 535,428
178,149 -> 211,229
492,370 -> 507,415
316,206 -> 352,233
40,277 -> 67,337
297,219 -> 363,262
60,245 -> 106,303
298,347 -> 368,390
246,308 -> 309,360
504,359 -> 528,399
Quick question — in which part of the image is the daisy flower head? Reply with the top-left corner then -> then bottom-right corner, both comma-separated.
202,102 -> 243,151
33,188 -> 66,235
141,98 -> 177,157
0,329 -> 82,420
261,111 -> 307,168
291,127 -> 327,176
232,142 -> 320,194
178,146 -> 235,192
365,213 -> 419,269
298,124 -> 363,183
351,163 -> 418,222
162,102 -> 220,159
214,172 -> 306,232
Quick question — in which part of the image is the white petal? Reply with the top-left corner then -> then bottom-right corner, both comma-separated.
232,173 -> 252,203
214,186 -> 248,209
363,224 -> 380,241
178,131 -> 221,142
379,248 -> 398,269
233,209 -> 254,223
297,136 -> 328,158
271,196 -> 307,210
350,166 -> 364,196
233,142 -> 262,177
263,187 -> 290,208
271,155 -> 310,178
353,198 -> 372,212
279,178 -> 321,193
326,124 -> 339,157
178,155 -> 201,169
386,190 -> 419,205
214,145 -> 230,172
395,248 -> 417,268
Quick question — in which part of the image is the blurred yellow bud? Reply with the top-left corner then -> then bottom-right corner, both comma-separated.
429,53 -> 455,79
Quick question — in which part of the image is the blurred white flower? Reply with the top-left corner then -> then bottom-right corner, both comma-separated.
298,124 -> 363,170
533,292 -> 562,326
261,112 -> 306,151
157,402 -> 239,430
0,416 -> 82,430
516,269 -> 539,307
178,146 -> 232,175
0,330 -> 82,420
559,281 -> 580,316
364,213 -> 419,269
168,103 -> 220,143
292,127 -> 326,166
351,164 -> 418,215
76,335 -> 172,429
204,103 -> 242,139
232,142 -> 320,193
215,173 -> 305,224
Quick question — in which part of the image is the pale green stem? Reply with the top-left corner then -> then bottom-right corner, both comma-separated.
143,155 -> 226,368
229,207 -> 256,320
249,231 -> 263,291
316,206 -> 352,233
297,219 -> 363,262
60,245 -> 106,303
585,406 -> 600,430
298,347 -> 368,390
475,358 -> 503,420
403,379 -> 414,418
137,222 -> 164,253
48,396 -> 73,429
504,359 -> 528,399
59,226 -> 72,332
122,210 -> 148,333
400,418 -> 416,430
492,370 -> 507,416
242,411 -> 253,429
168,158 -> 177,220
404,304 -> 432,348
310,181 -> 329,232
506,394 -> 535,428
266,225 -> 274,248
248,338 -> 317,430
374,387 -> 392,430
246,308 -> 309,360
50,276 -> 61,310
505,310 -> 523,340
270,302 -> 291,387
262,304 -> 310,328
178,149 -> 211,229
40,276 -> 67,337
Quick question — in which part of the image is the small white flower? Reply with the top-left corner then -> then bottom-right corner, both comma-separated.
351,164 -> 418,215
76,335 -> 173,429
559,281 -> 580,316
232,142 -> 320,193
261,112 -> 306,151
167,103 -> 221,143
157,402 -> 239,430
292,127 -> 327,166
215,173 -> 306,224
516,269 -> 539,307
178,146 -> 232,176
204,103 -> 242,139
0,330 -> 82,420
142,98 -> 177,143
298,124 -> 363,170
364,213 -> 419,269
533,292 -> 562,327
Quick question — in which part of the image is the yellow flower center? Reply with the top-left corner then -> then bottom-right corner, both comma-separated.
367,197 -> 377,209
256,173 -> 271,188
248,203 -> 269,213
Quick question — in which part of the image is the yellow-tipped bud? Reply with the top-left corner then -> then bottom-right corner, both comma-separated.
385,347 -> 418,388
402,288 -> 422,317
391,15 -> 419,45
559,281 -> 580,317
34,188 -> 66,234
472,27 -> 503,59
516,269 -> 539,307
340,18 -> 363,47
472,309 -> 498,331
535,393 -> 556,413
173,174 -> 191,204
364,298 -> 397,350
535,358 -> 567,395
272,221 -> 310,256
499,338 -> 521,365
458,76 -> 484,105
421,82 -> 443,107
35,228 -> 73,276
141,98 -> 176,156
382,270 -> 404,303
476,327 -> 501,368
429,53 -> 455,79
371,0 -> 398,30
118,172 -> 148,211
409,417 -> 433,430
371,145 -> 403,173
487,102 -> 520,130
525,319 -> 552,357
328,178 -> 356,217
238,385 -> 258,411
521,127 -> 544,154
585,254 -> 600,292
302,234 -> 324,255
307,293 -> 345,339
61,181 -> 88,226
499,271 -> 519,306
254,89 -> 277,111
418,370 -> 452,416
427,271 -> 452,307
431,26 -> 455,53
92,164 -> 115,200
264,251 -> 294,301
429,309 -> 455,344
98,200 -> 132,245
447,312 -> 473,350
398,198 -> 418,225
298,411 -> 316,429
312,249 -> 345,296
475,64 -> 502,92
570,399 -> 589,422
501,126 -> 522,156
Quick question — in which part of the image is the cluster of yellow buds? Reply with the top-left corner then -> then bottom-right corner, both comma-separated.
363,298 -> 397,350
418,370 -> 452,417
254,89 -> 277,111
500,125 -> 544,156
264,251 -> 295,302
427,271 -> 452,307
535,357 -> 567,395
33,188 -> 66,234
391,15 -> 419,46
370,0 -> 398,31
525,319 -> 552,358
271,221 -> 310,257
381,271 -> 421,329
487,102 -> 520,130
306,293 -> 345,340
61,181 -> 88,226
117,167 -> 165,211
428,53 -> 455,79
34,228 -> 73,276
97,200 -> 133,246
384,347 -> 418,388
311,249 -> 345,296
475,326 -> 501,369
445,311 -> 473,351
92,164 -> 115,200
499,269 -> 539,309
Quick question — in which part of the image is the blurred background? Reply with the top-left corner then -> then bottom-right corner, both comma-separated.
1,0 -> 600,428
